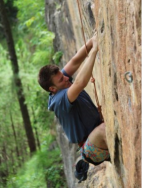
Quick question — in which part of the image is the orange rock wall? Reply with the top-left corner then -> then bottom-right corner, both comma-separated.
45,0 -> 141,187
67,0 -> 141,187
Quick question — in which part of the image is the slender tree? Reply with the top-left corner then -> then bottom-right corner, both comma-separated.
10,112 -> 21,167
31,105 -> 41,150
0,0 -> 36,154
2,143 -> 9,177
27,86 -> 41,150
34,126 -> 41,150
18,129 -> 27,163
10,149 -> 16,174
0,155 -> 7,185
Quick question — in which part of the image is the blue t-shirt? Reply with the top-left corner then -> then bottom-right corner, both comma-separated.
48,69 -> 102,143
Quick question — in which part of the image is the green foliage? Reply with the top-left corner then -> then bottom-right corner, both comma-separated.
53,51 -> 63,65
14,0 -> 55,66
32,50 -> 52,65
6,138 -> 67,188
55,2 -> 61,11
0,0 -> 66,187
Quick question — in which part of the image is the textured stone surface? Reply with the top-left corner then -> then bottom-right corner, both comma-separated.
56,120 -> 79,188
45,2 -> 79,187
45,0 -> 141,187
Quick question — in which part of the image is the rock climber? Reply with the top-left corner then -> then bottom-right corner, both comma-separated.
38,32 -> 110,166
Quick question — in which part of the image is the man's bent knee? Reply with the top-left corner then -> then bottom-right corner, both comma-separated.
88,123 -> 108,149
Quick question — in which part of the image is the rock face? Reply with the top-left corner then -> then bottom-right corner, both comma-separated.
45,0 -> 141,188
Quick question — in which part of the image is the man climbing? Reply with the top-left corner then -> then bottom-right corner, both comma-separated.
38,33 -> 110,165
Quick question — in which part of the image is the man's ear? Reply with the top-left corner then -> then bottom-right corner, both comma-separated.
49,86 -> 56,93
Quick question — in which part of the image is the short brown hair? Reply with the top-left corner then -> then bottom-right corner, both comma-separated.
38,64 -> 59,92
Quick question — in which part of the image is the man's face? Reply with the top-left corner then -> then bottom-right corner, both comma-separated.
50,71 -> 72,93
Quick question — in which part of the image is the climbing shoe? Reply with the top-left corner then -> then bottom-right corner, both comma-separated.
74,159 -> 89,183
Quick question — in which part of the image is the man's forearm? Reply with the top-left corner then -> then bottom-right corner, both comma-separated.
67,33 -> 98,103
75,48 -> 98,88
73,38 -> 93,64
67,48 -> 98,103
64,38 -> 93,76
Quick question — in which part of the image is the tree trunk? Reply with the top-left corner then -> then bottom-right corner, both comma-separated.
17,129 -> 26,163
27,86 -> 41,150
10,112 -> 21,167
0,149 -> 7,185
34,127 -> 41,150
10,149 -> 16,174
2,143 -> 9,178
0,0 -> 36,154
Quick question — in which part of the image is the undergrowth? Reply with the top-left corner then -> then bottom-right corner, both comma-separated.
6,137 -> 67,188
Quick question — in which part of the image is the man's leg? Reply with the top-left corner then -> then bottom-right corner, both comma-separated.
88,123 -> 108,149
80,123 -> 109,164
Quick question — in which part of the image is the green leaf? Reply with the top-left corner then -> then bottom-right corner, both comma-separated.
53,51 -> 63,65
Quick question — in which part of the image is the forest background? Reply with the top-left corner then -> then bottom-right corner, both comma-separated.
0,0 -> 66,187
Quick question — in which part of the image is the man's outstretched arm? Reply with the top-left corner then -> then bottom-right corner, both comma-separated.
64,38 -> 93,76
67,34 -> 98,103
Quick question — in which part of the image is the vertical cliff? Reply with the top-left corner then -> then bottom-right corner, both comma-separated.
45,0 -> 141,188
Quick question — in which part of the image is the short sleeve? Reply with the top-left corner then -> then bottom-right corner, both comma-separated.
59,89 -> 74,113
